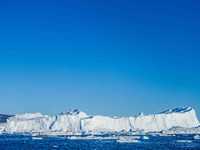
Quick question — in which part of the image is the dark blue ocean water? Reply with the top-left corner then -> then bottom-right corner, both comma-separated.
0,134 -> 200,150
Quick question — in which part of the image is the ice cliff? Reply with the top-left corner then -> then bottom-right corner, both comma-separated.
2,107 -> 200,134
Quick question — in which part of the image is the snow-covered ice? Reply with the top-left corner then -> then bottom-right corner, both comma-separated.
1,107 -> 199,135
129,107 -> 199,132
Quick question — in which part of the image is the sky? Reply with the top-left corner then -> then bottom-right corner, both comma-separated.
0,0 -> 200,118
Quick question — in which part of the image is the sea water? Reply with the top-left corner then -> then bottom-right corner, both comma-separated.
0,134 -> 200,149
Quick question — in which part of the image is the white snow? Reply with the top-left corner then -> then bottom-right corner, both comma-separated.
3,107 -> 200,134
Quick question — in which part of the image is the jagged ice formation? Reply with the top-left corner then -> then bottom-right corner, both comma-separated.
2,107 -> 199,133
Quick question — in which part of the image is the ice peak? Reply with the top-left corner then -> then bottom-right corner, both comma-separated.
59,109 -> 88,118
9,113 -> 46,121
137,112 -> 144,117
158,107 -> 192,114
3,107 -> 199,134
60,109 -> 82,115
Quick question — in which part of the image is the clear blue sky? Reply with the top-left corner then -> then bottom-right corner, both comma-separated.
0,0 -> 200,118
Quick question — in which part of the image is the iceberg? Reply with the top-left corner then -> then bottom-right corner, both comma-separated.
117,136 -> 141,143
2,107 -> 199,134
129,107 -> 199,132
4,113 -> 54,133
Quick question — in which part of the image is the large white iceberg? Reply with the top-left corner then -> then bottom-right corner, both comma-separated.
3,107 -> 200,134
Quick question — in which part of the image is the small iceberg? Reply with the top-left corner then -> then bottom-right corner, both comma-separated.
117,136 -> 141,143
32,137 -> 43,140
68,135 -> 118,140
194,135 -> 200,139
143,136 -> 149,140
176,140 -> 192,143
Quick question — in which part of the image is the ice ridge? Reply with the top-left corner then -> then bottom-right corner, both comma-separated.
2,107 -> 199,133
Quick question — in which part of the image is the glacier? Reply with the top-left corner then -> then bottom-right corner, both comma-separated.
1,107 -> 200,135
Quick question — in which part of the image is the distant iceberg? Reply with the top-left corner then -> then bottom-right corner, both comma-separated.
1,107 -> 199,134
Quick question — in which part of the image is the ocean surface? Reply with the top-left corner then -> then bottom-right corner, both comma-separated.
0,134 -> 200,149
